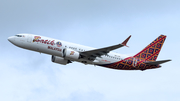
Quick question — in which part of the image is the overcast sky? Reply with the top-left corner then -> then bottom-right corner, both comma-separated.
1,0 -> 180,101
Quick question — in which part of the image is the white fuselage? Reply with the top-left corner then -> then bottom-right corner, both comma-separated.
8,34 -> 128,65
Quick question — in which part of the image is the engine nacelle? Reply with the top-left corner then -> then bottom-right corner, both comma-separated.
51,55 -> 71,65
63,48 -> 80,60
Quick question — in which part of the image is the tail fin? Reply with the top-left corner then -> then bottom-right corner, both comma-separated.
133,35 -> 166,61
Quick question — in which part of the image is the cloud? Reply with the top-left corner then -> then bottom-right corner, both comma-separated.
62,90 -> 105,101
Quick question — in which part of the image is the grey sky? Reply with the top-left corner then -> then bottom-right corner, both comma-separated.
1,0 -> 180,101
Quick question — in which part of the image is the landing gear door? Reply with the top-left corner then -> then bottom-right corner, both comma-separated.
27,35 -> 32,43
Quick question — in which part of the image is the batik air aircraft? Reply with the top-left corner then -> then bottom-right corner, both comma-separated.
8,34 -> 171,71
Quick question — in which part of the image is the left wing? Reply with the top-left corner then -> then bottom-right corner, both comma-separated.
80,35 -> 131,60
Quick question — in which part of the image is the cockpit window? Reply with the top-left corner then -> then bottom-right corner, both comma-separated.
15,35 -> 23,37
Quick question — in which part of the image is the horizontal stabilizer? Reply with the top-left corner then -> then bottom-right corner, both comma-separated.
145,59 -> 171,65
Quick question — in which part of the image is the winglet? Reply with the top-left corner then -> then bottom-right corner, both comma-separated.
121,35 -> 131,47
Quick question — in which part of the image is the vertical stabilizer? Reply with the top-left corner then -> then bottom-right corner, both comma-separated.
133,35 -> 166,61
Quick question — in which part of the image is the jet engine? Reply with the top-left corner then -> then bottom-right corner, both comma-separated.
51,55 -> 71,65
63,48 -> 80,60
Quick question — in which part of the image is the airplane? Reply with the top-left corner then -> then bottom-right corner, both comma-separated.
8,34 -> 171,71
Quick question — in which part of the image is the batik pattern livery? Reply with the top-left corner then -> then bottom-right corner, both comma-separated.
99,35 -> 166,70
133,35 -> 166,62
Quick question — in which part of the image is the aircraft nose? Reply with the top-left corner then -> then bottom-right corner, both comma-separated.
8,36 -> 14,43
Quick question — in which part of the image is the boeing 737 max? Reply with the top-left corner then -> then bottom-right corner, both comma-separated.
8,34 -> 171,71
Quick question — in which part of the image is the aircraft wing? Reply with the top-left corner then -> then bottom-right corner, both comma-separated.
80,35 -> 131,60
